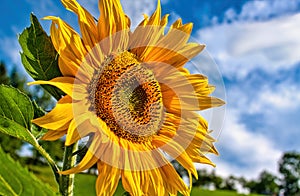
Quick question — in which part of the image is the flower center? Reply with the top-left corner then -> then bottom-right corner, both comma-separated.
88,51 -> 164,143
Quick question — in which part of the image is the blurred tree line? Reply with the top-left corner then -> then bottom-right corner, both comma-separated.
0,61 -> 299,196
172,152 -> 300,196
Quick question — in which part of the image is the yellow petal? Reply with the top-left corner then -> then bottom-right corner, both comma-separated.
32,95 -> 73,130
186,147 -> 216,167
129,1 -> 167,59
61,0 -> 98,50
65,115 -> 97,146
157,22 -> 193,52
44,16 -> 86,58
139,18 -> 194,64
159,70 -> 225,113
44,16 -> 86,77
152,135 -> 197,178
129,26 -> 165,59
146,169 -> 165,196
147,0 -> 161,26
65,119 -> 79,146
137,14 -> 149,27
160,163 -> 189,196
160,14 -> 169,27
163,94 -> 224,114
58,55 -> 80,78
121,171 -> 143,196
28,77 -> 75,98
171,18 -> 183,29
171,19 -> 193,34
97,0 -> 130,40
96,162 -> 120,196
197,96 -> 225,110
168,43 -> 205,68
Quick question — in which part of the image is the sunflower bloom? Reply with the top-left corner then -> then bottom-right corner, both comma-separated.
30,0 -> 224,195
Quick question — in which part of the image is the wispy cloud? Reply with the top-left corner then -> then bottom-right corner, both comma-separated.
121,0 -> 156,27
0,37 -> 22,69
199,110 -> 282,179
250,83 -> 300,112
194,0 -> 300,179
197,13 -> 300,79
224,0 -> 300,22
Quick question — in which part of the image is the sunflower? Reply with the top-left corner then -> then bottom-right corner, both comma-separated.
30,0 -> 224,195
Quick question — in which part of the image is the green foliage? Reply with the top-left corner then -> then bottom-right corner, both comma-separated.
74,174 -> 97,196
0,85 -> 60,188
279,152 -> 300,196
0,85 -> 33,129
0,62 -> 11,84
0,85 -> 37,146
0,63 -> 24,159
19,13 -> 63,100
27,165 -> 59,192
29,166 -> 128,196
0,133 -> 23,160
193,169 -> 238,191
31,165 -> 265,196
222,175 -> 237,191
0,147 -> 56,196
245,170 -> 279,195
190,188 -> 263,196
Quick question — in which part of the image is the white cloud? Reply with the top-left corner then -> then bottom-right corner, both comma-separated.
0,37 -> 22,67
224,0 -> 300,23
249,84 -> 300,113
220,111 -> 281,166
238,0 -> 300,21
197,13 -> 300,79
121,0 -> 157,27
194,7 -> 300,177
198,110 -> 282,179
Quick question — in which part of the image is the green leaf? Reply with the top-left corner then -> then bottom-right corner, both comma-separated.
0,116 -> 37,147
19,13 -> 63,100
0,147 -> 56,196
0,85 -> 34,130
0,85 -> 37,146
0,85 -> 61,190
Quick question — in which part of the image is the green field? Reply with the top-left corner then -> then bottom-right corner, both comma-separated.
28,165 -> 262,196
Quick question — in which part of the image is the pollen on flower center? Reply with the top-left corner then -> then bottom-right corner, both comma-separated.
88,51 -> 164,143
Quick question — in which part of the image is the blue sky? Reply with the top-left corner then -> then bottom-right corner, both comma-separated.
1,0 -> 300,182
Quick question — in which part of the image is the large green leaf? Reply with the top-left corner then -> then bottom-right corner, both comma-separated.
0,85 -> 61,190
0,85 -> 33,129
0,85 -> 37,146
19,13 -> 63,100
0,116 -> 37,147
0,147 -> 56,196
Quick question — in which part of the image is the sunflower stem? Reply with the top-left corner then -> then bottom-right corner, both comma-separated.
60,142 -> 78,196
35,142 -> 61,191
